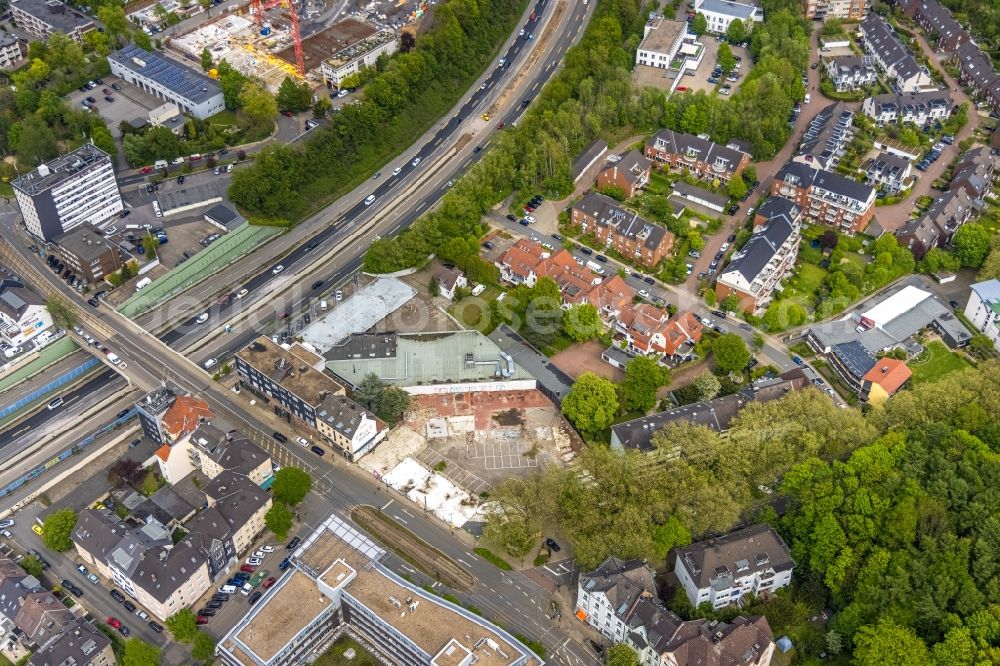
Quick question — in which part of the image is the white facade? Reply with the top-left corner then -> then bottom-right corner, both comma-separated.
575,580 -> 633,644
321,30 -> 398,89
965,280 -> 1000,353
9,0 -> 94,42
0,36 -> 22,69
108,46 -> 225,120
0,301 -> 53,347
635,16 -> 687,70
12,145 -> 123,241
694,0 -> 762,35
674,554 -> 793,610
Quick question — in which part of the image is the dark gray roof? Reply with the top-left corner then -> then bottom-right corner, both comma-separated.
317,394 -> 376,439
204,204 -> 244,230
575,192 -> 668,251
0,277 -> 40,321
956,41 -> 1000,93
755,197 -> 800,223
573,139 -> 609,178
326,332 -> 398,361
11,144 -> 112,197
671,181 -> 730,208
189,424 -> 271,476
798,102 -> 853,165
867,90 -> 952,118
674,524 -> 794,590
109,45 -> 222,104
203,470 -> 270,534
10,0 -> 93,33
861,14 -> 924,82
605,150 -> 653,187
723,217 -> 795,285
28,619 -> 111,666
646,129 -> 746,173
580,557 -> 656,615
53,227 -> 115,263
830,340 -> 877,379
776,161 -> 875,204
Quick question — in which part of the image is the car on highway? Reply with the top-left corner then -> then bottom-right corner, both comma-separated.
412,157 -> 421,167
305,241 -> 319,251
392,167 -> 401,176
272,265 -> 284,275
311,280 -> 323,290
236,288 -> 249,299
47,397 -> 64,410
364,194 -> 376,205
272,432 -> 288,443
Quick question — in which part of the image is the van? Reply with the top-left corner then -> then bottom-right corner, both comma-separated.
219,585 -> 237,594
196,313 -> 209,324
135,277 -> 152,291
107,353 -> 121,364
153,159 -> 168,170
320,300 -> 328,311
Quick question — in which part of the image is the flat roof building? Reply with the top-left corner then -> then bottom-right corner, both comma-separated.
320,23 -> 399,89
12,144 -> 122,242
52,227 -> 125,283
10,0 -> 94,42
108,45 -> 224,119
0,34 -> 23,70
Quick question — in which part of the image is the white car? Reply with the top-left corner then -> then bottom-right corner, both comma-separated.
236,288 -> 249,299
524,215 -> 536,223
253,550 -> 265,559
296,437 -> 309,447
0,519 -> 13,529
639,289 -> 650,299
0,530 -> 11,539
720,242 -> 730,251
261,545 -> 275,553
73,326 -> 84,335
247,557 -> 262,566
196,312 -> 209,324
83,334 -> 95,344
136,610 -> 149,621
204,358 -> 217,370
364,194 -> 376,205
335,290 -> 343,301
117,361 -> 127,369
272,265 -> 284,275
412,157 -> 421,167
498,58 -> 506,67
519,29 -> 525,36
392,167 -> 401,176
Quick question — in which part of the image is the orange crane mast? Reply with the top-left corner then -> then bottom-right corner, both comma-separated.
250,0 -> 305,76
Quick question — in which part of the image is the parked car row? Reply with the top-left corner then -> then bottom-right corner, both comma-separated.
916,141 -> 946,171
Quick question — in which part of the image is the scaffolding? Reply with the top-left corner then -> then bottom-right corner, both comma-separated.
250,0 -> 304,75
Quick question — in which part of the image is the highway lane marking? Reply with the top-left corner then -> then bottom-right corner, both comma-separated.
393,514 -> 408,524
416,202 -> 428,212
381,500 -> 393,511
457,558 -> 472,569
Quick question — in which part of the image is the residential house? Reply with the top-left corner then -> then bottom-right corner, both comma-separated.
0,558 -> 39,640
581,274 -> 635,323
901,0 -> 965,52
14,590 -> 75,648
827,339 -> 880,391
635,16 -> 687,70
644,129 -> 750,183
862,90 -> 953,126
860,357 -> 912,404
576,556 -> 777,666
955,41 -> 1000,111
716,202 -> 801,313
794,102 -> 854,171
950,145 -> 995,201
154,396 -> 215,484
771,161 -> 876,234
183,423 -> 274,486
610,370 -> 809,452
824,56 -> 877,92
964,279 -> 1000,353
896,187 -> 978,258
862,152 -> 912,193
0,273 -> 54,348
859,14 -> 931,92
315,394 -> 388,461
432,265 -> 467,300
495,238 -> 550,286
597,150 -> 652,198
0,35 -> 22,70
52,227 -> 125,283
571,192 -> 675,268
616,306 -> 703,357
202,470 -> 271,556
802,0 -> 866,20
28,619 -> 115,666
693,0 -> 763,35
673,524 -> 795,610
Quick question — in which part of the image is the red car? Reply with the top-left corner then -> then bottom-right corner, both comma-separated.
676,86 -> 688,92
196,616 -> 209,625
140,166 -> 153,174
496,121 -> 505,130
240,564 -> 255,573
262,576 -> 277,589
106,617 -> 121,629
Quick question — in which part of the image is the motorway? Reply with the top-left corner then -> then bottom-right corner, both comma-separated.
0,0 -> 600,663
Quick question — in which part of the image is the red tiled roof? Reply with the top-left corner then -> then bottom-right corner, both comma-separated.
162,396 -> 215,439
863,358 -> 911,395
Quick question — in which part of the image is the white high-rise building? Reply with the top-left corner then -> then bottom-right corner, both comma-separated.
12,145 -> 122,241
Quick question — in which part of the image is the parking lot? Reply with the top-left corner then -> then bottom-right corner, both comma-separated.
680,35 -> 754,97
65,75 -> 165,139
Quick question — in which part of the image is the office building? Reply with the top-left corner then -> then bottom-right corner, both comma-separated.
10,0 -> 94,42
52,227 -> 125,282
218,514 -> 542,666
12,145 -> 122,242
693,0 -> 763,35
321,26 -> 398,89
108,45 -> 225,119
964,279 -> 1000,354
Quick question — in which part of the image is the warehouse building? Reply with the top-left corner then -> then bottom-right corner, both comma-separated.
108,45 -> 225,119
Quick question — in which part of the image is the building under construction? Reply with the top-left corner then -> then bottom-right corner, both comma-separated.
276,19 -> 397,89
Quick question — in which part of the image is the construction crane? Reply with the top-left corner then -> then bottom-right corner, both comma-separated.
250,0 -> 305,76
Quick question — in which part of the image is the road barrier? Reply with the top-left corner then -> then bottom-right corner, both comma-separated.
0,358 -> 102,421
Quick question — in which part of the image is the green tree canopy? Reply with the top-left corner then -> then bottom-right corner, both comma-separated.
272,467 -> 312,506
276,76 -> 313,113
42,508 -> 77,552
692,12 -> 708,35
562,303 -> 602,342
718,42 -> 737,73
561,373 -> 619,436
45,296 -> 76,329
376,386 -> 411,425
606,644 -> 639,666
619,355 -> 669,413
726,173 -> 747,199
192,631 -> 217,664
265,502 -> 294,541
691,370 -> 721,401
238,81 -> 278,124
20,555 -> 43,578
121,638 -> 161,666
165,609 -> 198,643
712,333 -> 750,373
726,18 -> 747,44
952,223 -> 991,268
853,619 -> 929,666
200,48 -> 214,72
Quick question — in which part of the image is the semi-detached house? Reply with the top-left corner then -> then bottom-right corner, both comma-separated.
644,129 -> 750,183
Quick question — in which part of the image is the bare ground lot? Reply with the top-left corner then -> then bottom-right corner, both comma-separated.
550,339 -> 624,382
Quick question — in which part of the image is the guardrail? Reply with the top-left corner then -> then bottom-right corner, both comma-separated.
0,357 -> 102,421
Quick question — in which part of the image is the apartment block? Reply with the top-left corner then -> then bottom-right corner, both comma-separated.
616,305 -> 703,357
802,0 -> 866,20
899,0 -> 965,52
674,524 -> 794,610
0,35 -> 23,69
823,55 -> 876,92
10,0 -> 94,41
862,152 -> 912,194
858,14 -> 931,92
955,41 -> 1000,112
597,150 -> 652,199
635,16 -> 687,70
794,102 -> 854,171
771,161 -> 876,234
716,199 -> 801,313
964,280 -> 1000,354
861,90 -> 953,126
52,227 -> 125,283
12,145 -> 122,241
644,129 -> 750,182
571,192 -> 674,268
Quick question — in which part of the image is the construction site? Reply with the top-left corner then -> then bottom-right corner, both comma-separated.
167,0 -> 427,92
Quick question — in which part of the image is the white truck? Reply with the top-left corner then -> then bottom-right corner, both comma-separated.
153,159 -> 168,170
135,277 -> 152,291
586,260 -> 605,275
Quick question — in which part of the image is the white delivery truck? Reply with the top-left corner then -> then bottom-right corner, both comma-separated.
154,159 -> 168,170
586,260 -> 605,275
135,277 -> 152,291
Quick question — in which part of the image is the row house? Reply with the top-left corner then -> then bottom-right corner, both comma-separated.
597,150 -> 653,198
644,129 -> 750,183
861,90 -> 953,126
896,187 -> 978,258
771,161 -> 876,234
823,55 -> 877,92
570,192 -> 675,268
576,557 -> 776,666
950,145 -> 996,201
899,0 -> 966,52
616,305 -> 703,357
858,14 -> 931,93
794,102 -> 854,170
955,41 -> 1000,112
716,199 -> 802,313
862,152 -> 912,193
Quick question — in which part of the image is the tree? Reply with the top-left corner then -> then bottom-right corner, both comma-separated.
562,303 -> 602,342
97,5 -> 129,46
952,223 -> 990,268
90,124 -> 116,158
377,386 -> 410,425
969,333 -> 995,358
853,619 -> 929,666
276,76 -> 312,113
691,371 -> 721,401
42,509 -> 77,552
726,173 -> 747,199
272,467 -> 312,506
687,230 -> 705,251
720,293 -> 740,312
165,609 -> 198,643
692,12 -> 708,35
619,355 -> 669,413
45,296 -> 76,328
108,459 -> 145,486
561,373 -> 619,436
606,644 -> 639,666
313,98 -> 332,118
20,555 -> 43,578
192,631 -> 217,664
121,638 -> 161,666
16,114 -> 58,167
200,47 -> 213,72
265,502 -> 294,541
712,333 -> 750,373
718,42 -> 736,74
354,373 -> 384,411
238,81 -> 277,124
726,18 -> 747,44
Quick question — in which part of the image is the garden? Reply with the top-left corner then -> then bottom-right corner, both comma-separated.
908,339 -> 971,384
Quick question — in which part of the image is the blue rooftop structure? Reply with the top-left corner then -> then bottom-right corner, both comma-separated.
108,45 -> 225,119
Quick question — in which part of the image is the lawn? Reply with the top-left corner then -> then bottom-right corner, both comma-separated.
783,264 -> 827,303
311,637 -> 381,666
646,171 -> 673,195
909,340 -> 970,385
450,286 -> 503,333
205,109 -> 239,128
